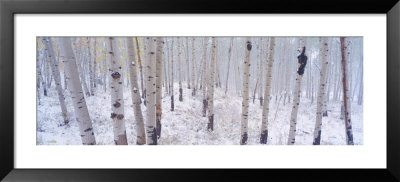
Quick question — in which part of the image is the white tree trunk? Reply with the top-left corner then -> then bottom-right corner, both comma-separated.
287,38 -> 308,145
178,38 -> 183,102
259,37 -> 275,144
191,38 -> 196,96
58,37 -> 96,145
169,39 -> 175,111
240,38 -> 252,145
93,38 -> 97,89
107,37 -> 128,145
207,37 -> 217,131
43,37 -> 69,125
145,37 -> 157,145
155,37 -> 164,139
127,38 -> 146,145
186,37 -> 191,89
225,38 -> 234,95
201,38 -> 208,117
340,37 -> 354,145
313,37 -> 329,145
87,37 -> 94,96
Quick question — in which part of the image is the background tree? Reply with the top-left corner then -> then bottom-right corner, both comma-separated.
42,37 -> 69,125
58,37 -> 96,145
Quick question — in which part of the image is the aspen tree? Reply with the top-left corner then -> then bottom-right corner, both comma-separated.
107,37 -> 128,145
145,37 -> 157,145
225,37 -> 234,95
191,38 -> 197,96
287,38 -> 308,145
127,38 -> 146,145
240,38 -> 252,145
201,38 -> 208,117
135,37 -> 145,103
155,37 -> 164,138
340,37 -> 354,145
259,37 -> 275,144
178,38 -> 183,102
169,38 -> 175,111
207,37 -> 217,131
58,37 -> 96,145
42,37 -> 69,125
313,37 -> 329,145
87,37 -> 94,96
186,37 -> 191,89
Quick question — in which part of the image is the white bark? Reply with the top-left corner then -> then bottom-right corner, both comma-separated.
340,37 -> 354,145
155,37 -> 164,138
178,38 -> 183,102
145,37 -> 157,145
207,37 -> 217,131
191,38 -> 196,96
127,38 -> 146,145
225,38 -> 234,95
240,38 -> 252,145
313,37 -> 329,145
201,38 -> 208,117
42,37 -> 69,125
107,37 -> 128,145
58,37 -> 96,145
259,37 -> 275,144
287,38 -> 307,145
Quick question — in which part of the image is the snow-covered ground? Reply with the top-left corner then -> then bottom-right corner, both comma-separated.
37,83 -> 363,145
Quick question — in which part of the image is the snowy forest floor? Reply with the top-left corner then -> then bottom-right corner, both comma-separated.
37,83 -> 363,145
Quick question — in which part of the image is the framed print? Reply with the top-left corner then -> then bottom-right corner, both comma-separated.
1,0 -> 399,181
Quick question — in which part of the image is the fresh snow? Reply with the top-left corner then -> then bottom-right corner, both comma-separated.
37,82 -> 363,145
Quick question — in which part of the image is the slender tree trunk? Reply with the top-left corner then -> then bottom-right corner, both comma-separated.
225,38 -> 234,95
87,37 -> 94,96
73,39 -> 91,97
107,37 -> 128,145
43,37 -> 69,125
178,38 -> 183,102
287,38 -> 308,145
259,37 -> 275,144
186,37 -> 191,89
41,55 -> 48,96
58,37 -> 96,145
36,40 -> 42,105
169,39 -> 175,111
135,37 -> 146,103
145,37 -> 157,145
155,37 -> 164,139
201,38 -> 208,117
127,38 -> 146,145
340,37 -> 354,145
93,38 -> 97,89
240,38 -> 252,145
191,38 -> 196,96
207,37 -> 217,131
313,38 -> 329,145
258,38 -> 264,106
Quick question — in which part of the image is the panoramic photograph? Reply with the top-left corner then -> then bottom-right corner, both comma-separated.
36,36 -> 363,145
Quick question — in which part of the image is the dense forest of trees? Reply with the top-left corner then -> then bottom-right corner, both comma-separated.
36,37 -> 363,145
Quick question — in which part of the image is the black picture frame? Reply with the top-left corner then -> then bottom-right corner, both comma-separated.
1,0 -> 399,181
